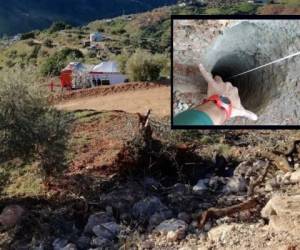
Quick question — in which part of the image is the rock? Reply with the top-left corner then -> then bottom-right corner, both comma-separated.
132,196 -> 169,221
208,224 -> 236,243
99,183 -> 144,216
52,238 -> 68,250
192,179 -> 209,194
222,176 -> 247,194
261,194 -> 300,236
172,183 -> 189,194
294,163 -> 300,169
62,244 -> 77,250
265,182 -> 273,192
149,212 -> 164,228
90,237 -> 112,248
105,206 -> 114,216
155,219 -> 188,241
143,177 -> 161,191
76,235 -> 90,249
140,240 -> 155,249
290,169 -> 300,182
84,212 -> 114,234
283,172 -> 292,183
177,212 -> 191,223
92,221 -> 120,240
0,205 -> 25,228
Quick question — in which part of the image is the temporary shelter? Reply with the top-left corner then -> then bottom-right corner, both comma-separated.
89,61 -> 127,85
60,62 -> 91,89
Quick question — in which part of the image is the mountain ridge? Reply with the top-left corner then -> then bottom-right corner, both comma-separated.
0,0 -> 177,35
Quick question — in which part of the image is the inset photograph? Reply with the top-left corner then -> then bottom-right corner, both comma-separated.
172,17 -> 300,127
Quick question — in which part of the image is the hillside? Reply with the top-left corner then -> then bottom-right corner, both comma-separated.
0,0 -> 177,36
0,2 -> 260,81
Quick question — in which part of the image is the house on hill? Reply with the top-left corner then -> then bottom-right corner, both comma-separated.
90,32 -> 102,42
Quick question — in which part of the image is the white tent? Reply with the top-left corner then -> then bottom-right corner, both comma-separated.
62,62 -> 87,73
89,61 -> 127,85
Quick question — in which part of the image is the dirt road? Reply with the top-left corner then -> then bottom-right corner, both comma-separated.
56,85 -> 171,117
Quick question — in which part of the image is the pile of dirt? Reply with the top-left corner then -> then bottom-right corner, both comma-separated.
55,83 -> 171,118
258,4 -> 300,14
51,82 -> 168,104
2,115 -> 300,249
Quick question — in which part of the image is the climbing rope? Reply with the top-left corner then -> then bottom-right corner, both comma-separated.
227,51 -> 300,80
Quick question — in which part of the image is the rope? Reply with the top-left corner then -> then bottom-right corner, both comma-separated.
227,51 -> 300,80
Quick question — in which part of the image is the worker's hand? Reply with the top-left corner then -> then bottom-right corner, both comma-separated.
198,63 -> 258,121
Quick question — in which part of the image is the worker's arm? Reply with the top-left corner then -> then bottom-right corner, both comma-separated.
174,101 -> 227,126
173,64 -> 258,126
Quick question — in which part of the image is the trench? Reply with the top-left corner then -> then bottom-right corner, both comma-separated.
202,20 -> 300,116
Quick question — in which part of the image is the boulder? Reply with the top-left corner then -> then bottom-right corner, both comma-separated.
0,205 -> 25,228
290,169 -> 300,182
84,212 -> 114,234
208,224 -> 236,243
155,219 -> 188,241
76,235 -> 90,249
261,194 -> 300,237
90,237 -> 112,248
92,221 -> 120,240
52,238 -> 68,250
62,244 -> 77,250
132,196 -> 170,221
192,179 -> 209,194
222,176 -> 247,194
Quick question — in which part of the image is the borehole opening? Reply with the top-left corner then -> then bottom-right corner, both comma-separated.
211,53 -> 272,113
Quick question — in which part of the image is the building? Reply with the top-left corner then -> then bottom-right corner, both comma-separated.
90,32 -> 102,42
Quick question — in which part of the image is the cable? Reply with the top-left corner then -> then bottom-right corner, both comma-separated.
227,51 -> 300,80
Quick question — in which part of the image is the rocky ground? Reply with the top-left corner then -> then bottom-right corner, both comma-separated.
0,111 -> 300,249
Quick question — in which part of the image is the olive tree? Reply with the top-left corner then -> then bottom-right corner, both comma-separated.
0,68 -> 71,177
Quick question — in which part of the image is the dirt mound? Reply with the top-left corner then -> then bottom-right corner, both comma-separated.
56,84 -> 171,117
51,82 -> 168,103
67,110 -> 140,177
258,4 -> 300,14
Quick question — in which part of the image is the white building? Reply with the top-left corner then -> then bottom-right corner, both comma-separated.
90,32 -> 102,42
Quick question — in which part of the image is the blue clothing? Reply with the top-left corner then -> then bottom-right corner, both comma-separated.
174,109 -> 213,125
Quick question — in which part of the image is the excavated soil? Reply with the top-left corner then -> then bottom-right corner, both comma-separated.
55,82 -> 170,117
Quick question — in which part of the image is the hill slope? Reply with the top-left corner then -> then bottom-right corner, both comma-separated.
0,0 -> 176,36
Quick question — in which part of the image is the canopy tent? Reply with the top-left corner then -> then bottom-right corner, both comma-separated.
62,62 -> 87,73
60,62 -> 91,89
89,61 -> 127,85
91,61 -> 120,74
60,61 -> 127,89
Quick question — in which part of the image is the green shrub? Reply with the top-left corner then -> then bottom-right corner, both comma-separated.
0,68 -> 71,177
126,49 -> 164,81
114,51 -> 131,74
20,31 -> 35,40
40,48 -> 84,76
49,21 -> 69,34
27,45 -> 41,60
26,40 -> 35,46
5,60 -> 15,68
7,50 -> 17,58
43,38 -> 53,48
